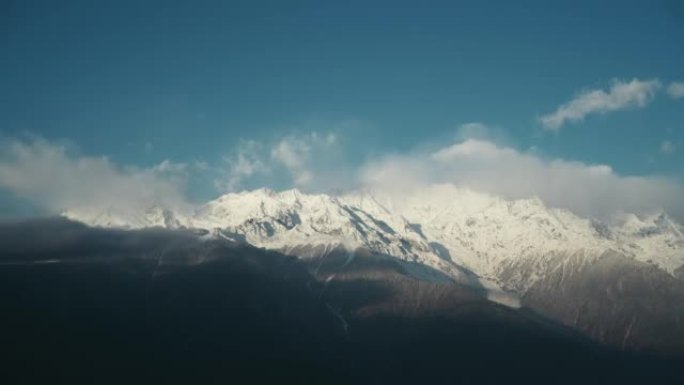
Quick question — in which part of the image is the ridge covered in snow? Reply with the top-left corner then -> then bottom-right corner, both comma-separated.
63,185 -> 684,301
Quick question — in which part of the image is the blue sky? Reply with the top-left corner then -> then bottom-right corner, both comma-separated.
1,0 -> 683,217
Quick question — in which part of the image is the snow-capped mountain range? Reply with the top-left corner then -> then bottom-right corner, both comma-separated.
63,185 -> 684,306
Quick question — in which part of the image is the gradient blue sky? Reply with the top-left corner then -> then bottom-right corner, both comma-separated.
1,0 -> 683,215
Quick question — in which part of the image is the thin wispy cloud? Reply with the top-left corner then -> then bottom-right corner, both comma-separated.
216,131 -> 341,192
660,140 -> 676,155
215,140 -> 269,192
152,159 -> 190,175
539,78 -> 661,131
667,81 -> 684,99
270,137 -> 314,186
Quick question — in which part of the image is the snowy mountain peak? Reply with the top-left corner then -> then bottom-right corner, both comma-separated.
191,189 -> 443,261
63,186 -> 684,296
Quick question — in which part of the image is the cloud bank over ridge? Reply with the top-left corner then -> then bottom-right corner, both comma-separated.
360,132 -> 684,221
1,126 -> 683,223
0,138 -> 190,217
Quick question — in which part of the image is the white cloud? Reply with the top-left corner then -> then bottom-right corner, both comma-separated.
215,140 -> 269,192
667,81 -> 684,99
269,132 -> 340,187
212,123 -> 684,221
271,136 -> 314,186
215,131 -> 340,192
0,139 -> 189,215
431,138 -> 516,161
152,159 -> 188,175
453,122 -> 509,144
660,140 -> 676,155
360,132 -> 684,221
5,124 -> 682,223
539,78 -> 661,131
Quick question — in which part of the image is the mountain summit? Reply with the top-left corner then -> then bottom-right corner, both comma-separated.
60,186 -> 684,353
64,185 -> 684,282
